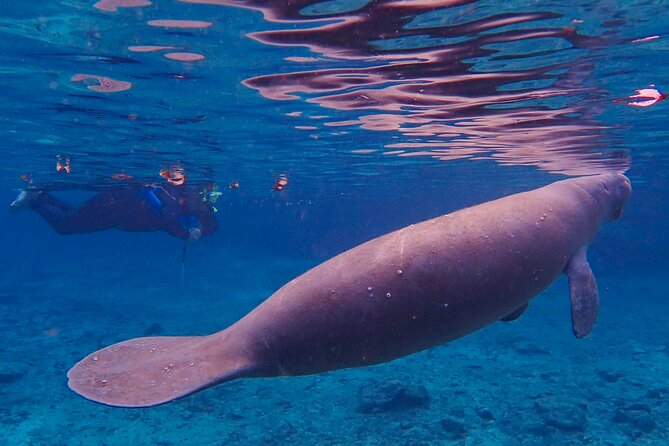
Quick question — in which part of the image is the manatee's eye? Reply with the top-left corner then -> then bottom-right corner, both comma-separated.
601,181 -> 609,192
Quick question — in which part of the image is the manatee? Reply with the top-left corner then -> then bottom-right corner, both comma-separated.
67,173 -> 631,407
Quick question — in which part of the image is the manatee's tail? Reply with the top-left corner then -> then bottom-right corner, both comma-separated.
67,334 -> 252,407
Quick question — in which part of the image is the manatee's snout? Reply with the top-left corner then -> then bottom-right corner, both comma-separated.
591,172 -> 631,221
570,172 -> 632,221
605,173 -> 632,220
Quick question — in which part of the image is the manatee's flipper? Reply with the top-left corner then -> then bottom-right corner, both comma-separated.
565,247 -> 599,338
500,303 -> 528,322
67,335 -> 250,408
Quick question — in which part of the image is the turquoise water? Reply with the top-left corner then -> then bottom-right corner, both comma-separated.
1,1 -> 668,444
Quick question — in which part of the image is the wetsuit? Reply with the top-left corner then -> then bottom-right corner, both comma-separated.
28,184 -> 218,240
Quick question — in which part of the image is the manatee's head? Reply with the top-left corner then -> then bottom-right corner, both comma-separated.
571,173 -> 632,221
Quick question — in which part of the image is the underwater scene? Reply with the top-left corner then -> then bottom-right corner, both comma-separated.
1,0 -> 668,444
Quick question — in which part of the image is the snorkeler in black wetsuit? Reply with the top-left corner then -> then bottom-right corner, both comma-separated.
10,182 -> 218,241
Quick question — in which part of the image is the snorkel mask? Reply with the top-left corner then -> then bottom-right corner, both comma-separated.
200,183 -> 221,212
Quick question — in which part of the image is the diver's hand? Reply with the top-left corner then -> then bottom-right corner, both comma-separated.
188,228 -> 202,241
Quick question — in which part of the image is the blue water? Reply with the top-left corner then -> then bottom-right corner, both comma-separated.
1,0 -> 668,444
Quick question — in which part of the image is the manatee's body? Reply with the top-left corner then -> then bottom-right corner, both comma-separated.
68,173 -> 631,407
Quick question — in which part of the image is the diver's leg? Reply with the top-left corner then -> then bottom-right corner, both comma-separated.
27,192 -> 76,234
29,192 -> 116,235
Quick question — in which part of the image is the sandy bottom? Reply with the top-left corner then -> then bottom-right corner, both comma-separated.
1,246 -> 667,446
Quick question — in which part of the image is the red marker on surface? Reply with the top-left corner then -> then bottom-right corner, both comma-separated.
614,87 -> 667,108
273,174 -> 289,191
111,173 -> 133,181
56,155 -> 71,174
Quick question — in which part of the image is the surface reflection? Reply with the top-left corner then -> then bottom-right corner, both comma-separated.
70,73 -> 132,93
183,0 -> 628,175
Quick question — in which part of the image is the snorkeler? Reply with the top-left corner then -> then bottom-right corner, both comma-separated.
9,180 -> 219,241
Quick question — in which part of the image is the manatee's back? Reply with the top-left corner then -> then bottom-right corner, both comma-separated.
237,177 -> 605,375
